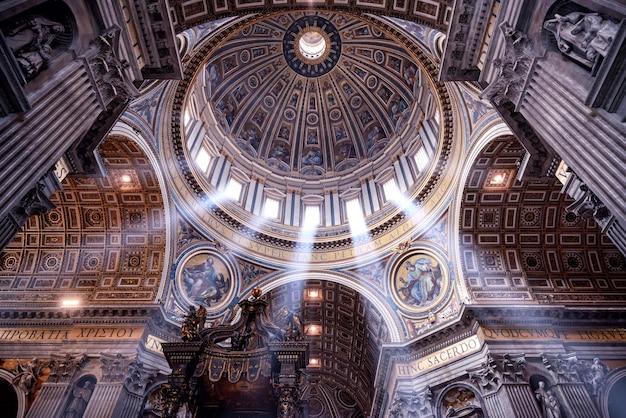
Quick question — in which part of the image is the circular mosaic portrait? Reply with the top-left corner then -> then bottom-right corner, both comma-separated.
176,250 -> 236,312
389,249 -> 450,313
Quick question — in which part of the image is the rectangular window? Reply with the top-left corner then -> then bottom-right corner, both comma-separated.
263,197 -> 280,219
195,147 -> 211,173
414,146 -> 429,172
224,178 -> 243,201
345,198 -> 363,221
303,205 -> 321,227
382,178 -> 400,202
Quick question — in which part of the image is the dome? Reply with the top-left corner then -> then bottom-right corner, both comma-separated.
178,11 -> 451,250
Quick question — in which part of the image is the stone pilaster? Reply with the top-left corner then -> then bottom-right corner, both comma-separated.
82,353 -> 133,418
557,383 -> 601,418
25,353 -> 87,418
111,359 -> 159,418
25,383 -> 67,418
499,384 -> 541,418
83,382 -> 124,418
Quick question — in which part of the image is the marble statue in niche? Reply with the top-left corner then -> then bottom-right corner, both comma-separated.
534,380 -> 562,418
4,15 -> 65,79
63,378 -> 96,418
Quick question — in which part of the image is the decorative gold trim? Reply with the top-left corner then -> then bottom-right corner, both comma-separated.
293,26 -> 331,65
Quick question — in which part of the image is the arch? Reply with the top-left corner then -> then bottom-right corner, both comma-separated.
140,379 -> 168,418
109,121 -> 175,303
435,382 -> 485,418
601,367 -> 626,418
0,369 -> 24,418
255,270 -> 403,342
449,121 -> 512,302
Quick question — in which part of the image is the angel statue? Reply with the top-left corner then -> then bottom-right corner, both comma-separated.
181,305 -> 207,341
274,306 -> 304,341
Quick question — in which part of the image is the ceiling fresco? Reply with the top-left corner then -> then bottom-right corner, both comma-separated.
459,136 -> 626,304
0,137 -> 166,306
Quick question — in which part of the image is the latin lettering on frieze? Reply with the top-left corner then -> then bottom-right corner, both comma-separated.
395,335 -> 481,378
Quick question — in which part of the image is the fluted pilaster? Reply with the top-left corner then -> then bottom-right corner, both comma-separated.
25,383 -> 67,418
558,383 -> 601,418
83,382 -> 124,418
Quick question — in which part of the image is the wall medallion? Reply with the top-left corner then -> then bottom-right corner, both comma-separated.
176,249 -> 235,312
389,248 -> 451,314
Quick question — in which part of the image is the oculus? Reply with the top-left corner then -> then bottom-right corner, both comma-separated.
283,15 -> 341,77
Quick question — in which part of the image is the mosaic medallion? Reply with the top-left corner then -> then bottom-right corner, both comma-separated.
283,16 -> 341,77
389,249 -> 450,313
177,249 -> 235,311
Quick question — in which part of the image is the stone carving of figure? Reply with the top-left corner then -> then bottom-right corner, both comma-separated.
535,381 -> 561,418
544,12 -> 619,71
388,396 -> 404,418
64,380 -> 94,418
5,15 -> 64,79
181,305 -> 207,341
585,357 -> 609,395
12,358 -> 45,394
501,353 -> 526,382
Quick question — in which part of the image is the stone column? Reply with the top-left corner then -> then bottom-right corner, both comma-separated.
83,353 -> 133,418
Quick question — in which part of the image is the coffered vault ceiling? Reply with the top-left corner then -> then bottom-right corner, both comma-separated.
460,136 -> 626,304
0,137 -> 166,306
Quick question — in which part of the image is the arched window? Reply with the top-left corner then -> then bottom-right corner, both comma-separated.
61,375 -> 97,418
0,377 -> 19,418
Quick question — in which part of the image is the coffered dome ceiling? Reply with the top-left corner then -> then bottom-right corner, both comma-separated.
198,12 -> 420,177
175,11 -> 452,249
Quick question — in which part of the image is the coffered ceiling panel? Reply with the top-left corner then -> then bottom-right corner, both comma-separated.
459,136 -> 626,305
0,137 -> 166,306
